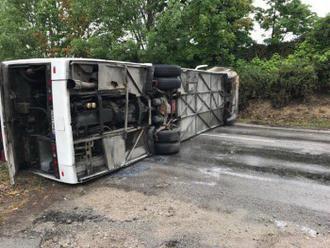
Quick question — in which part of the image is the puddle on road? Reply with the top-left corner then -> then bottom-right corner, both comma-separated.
174,180 -> 217,187
112,163 -> 151,178
199,167 -> 273,182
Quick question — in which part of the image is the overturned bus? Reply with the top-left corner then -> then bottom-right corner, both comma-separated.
0,58 -> 239,184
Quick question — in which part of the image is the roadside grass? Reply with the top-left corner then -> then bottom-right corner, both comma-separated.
239,95 -> 330,130
239,117 -> 330,130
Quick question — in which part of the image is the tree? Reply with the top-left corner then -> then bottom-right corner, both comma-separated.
0,0 -> 254,66
145,0 -> 253,67
307,14 -> 330,52
306,15 -> 330,91
0,0 -> 127,59
255,0 -> 317,45
0,0 -> 41,59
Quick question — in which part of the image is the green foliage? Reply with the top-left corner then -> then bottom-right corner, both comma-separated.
0,0 -> 327,111
0,0 -> 41,59
145,0 -> 253,67
313,50 -> 330,92
237,53 -> 318,109
238,14 -> 330,110
248,54 -> 282,72
271,62 -> 317,107
142,0 -> 185,64
0,0 -> 128,59
255,0 -> 317,45
0,0 -> 253,65
236,60 -> 277,109
307,15 -> 330,51
305,15 -> 330,91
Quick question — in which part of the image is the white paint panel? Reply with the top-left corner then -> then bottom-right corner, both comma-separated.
59,164 -> 78,184
51,60 -> 68,80
0,83 -> 7,161
54,116 -> 65,131
52,78 -> 75,167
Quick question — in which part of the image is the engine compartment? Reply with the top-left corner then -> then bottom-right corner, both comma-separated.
70,92 -> 149,138
69,63 -> 154,179
69,63 -> 151,138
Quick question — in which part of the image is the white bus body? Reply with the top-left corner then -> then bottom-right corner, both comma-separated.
0,58 -> 238,184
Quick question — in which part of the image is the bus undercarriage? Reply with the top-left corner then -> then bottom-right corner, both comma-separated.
0,59 -> 238,184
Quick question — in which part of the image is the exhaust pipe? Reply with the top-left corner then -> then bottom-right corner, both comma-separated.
67,79 -> 97,90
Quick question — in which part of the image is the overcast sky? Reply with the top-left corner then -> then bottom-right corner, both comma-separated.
252,0 -> 330,43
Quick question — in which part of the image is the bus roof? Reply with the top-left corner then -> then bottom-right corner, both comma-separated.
2,58 -> 152,67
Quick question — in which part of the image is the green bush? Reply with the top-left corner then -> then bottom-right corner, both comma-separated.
271,63 -> 317,108
237,61 -> 277,109
314,51 -> 330,92
286,41 -> 330,93
236,54 -> 318,109
236,15 -> 330,110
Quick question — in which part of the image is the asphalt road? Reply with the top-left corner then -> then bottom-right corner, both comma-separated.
1,124 -> 330,247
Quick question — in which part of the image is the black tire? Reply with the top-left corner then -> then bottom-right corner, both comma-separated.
155,128 -> 180,143
155,142 -> 180,155
224,119 -> 235,126
155,78 -> 181,91
154,65 -> 181,77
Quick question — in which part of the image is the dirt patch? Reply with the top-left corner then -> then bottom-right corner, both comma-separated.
240,95 -> 330,129
256,230 -> 330,248
0,163 -> 70,227
33,209 -> 104,225
0,164 -> 42,223
0,177 -> 329,247
24,186 -> 328,248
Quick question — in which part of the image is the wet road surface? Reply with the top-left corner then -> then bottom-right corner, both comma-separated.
1,124 -> 330,247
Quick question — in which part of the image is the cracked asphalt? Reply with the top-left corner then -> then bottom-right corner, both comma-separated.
0,124 -> 330,248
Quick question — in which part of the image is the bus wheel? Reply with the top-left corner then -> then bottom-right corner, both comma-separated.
154,64 -> 181,77
155,142 -> 180,155
155,128 -> 180,143
154,78 -> 181,91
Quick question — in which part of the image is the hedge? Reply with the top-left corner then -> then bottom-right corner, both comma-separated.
236,55 -> 321,109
